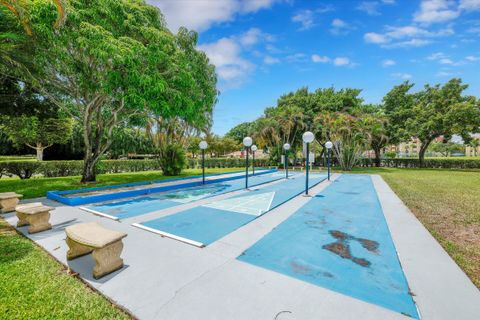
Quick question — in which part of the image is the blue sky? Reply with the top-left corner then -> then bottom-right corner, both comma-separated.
150,0 -> 480,135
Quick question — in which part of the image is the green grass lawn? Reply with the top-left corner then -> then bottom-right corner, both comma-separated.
341,167 -> 480,288
0,219 -> 131,319
0,168 -> 242,319
0,168 -> 242,199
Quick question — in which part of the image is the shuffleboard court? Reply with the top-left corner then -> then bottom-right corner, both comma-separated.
133,173 -> 326,247
237,174 -> 419,319
81,171 -> 291,220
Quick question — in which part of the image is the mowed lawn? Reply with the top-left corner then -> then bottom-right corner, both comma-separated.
348,167 -> 480,288
0,168 -> 242,319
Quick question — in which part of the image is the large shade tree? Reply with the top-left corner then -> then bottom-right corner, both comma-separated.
385,79 -> 480,164
17,0 -> 217,181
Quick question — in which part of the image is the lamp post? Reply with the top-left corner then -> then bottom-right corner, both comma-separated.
251,145 -> 257,176
199,140 -> 208,184
243,136 -> 253,189
283,143 -> 291,179
302,131 -> 315,195
325,141 -> 333,181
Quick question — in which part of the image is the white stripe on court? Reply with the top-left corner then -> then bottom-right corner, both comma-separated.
203,192 -> 275,216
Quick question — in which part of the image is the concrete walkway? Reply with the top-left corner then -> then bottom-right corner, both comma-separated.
4,174 -> 480,319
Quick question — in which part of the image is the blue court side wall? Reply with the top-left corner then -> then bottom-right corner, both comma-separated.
47,169 -> 276,206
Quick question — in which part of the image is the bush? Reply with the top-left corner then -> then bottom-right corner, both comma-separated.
1,161 -> 42,179
357,157 -> 480,169
157,144 -> 186,176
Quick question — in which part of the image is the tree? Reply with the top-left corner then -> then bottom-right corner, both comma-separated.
1,115 -> 73,160
384,79 -> 479,164
429,141 -> 465,157
0,77 -> 73,160
408,79 -> 478,163
225,122 -> 253,144
20,0 -> 217,182
383,81 -> 415,146
319,112 -> 367,170
360,105 -> 389,167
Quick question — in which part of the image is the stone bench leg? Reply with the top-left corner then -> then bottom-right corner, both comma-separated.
27,211 -> 52,234
92,240 -> 124,279
66,237 -> 93,260
16,211 -> 29,227
1,197 -> 20,213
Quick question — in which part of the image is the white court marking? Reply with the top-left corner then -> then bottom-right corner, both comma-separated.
203,192 -> 276,216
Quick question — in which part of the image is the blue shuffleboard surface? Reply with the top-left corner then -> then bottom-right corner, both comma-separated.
136,173 -> 326,246
237,174 -> 419,319
83,171 -> 290,220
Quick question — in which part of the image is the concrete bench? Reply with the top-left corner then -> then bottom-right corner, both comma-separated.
65,222 -> 127,279
0,192 -> 23,213
16,203 -> 53,234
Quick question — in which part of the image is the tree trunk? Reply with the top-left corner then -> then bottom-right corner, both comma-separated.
35,147 -> 44,161
81,155 -> 97,183
419,139 -> 433,166
374,148 -> 381,167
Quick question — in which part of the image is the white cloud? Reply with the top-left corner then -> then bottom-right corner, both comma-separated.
291,5 -> 334,31
413,0 -> 460,25
238,28 -> 274,46
382,59 -> 396,67
330,19 -> 353,35
263,55 -> 280,65
286,53 -> 308,63
364,32 -> 389,44
310,54 -> 354,67
311,54 -> 330,63
364,25 -> 453,48
198,34 -> 258,88
292,9 -> 316,30
466,55 -> 480,61
385,38 -> 433,48
357,1 -> 381,15
391,72 -> 412,79
382,0 -> 396,4
149,0 -> 281,32
427,52 -> 448,60
426,52 -> 466,66
436,70 -> 455,77
333,57 -> 351,66
459,0 -> 480,11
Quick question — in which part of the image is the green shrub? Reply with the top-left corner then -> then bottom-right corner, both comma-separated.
357,158 -> 480,169
157,144 -> 186,176
384,151 -> 397,159
1,161 -> 42,179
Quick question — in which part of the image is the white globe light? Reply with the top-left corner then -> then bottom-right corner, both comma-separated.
243,136 -> 253,147
283,143 -> 291,151
302,131 -> 315,143
199,141 -> 208,150
251,145 -> 258,152
325,141 -> 333,149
